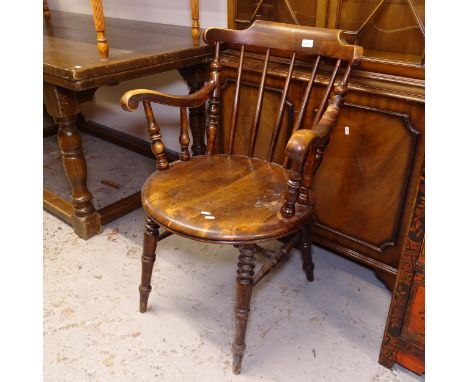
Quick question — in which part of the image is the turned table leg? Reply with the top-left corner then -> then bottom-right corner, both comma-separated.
44,83 -> 101,239
178,63 -> 209,156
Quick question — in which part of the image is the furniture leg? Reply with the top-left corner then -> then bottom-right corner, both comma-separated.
232,244 -> 255,374
178,64 -> 209,155
300,225 -> 315,282
44,83 -> 101,239
139,217 -> 159,313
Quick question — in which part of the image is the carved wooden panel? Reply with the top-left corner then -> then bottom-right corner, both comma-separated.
379,170 -> 425,374
400,271 -> 424,345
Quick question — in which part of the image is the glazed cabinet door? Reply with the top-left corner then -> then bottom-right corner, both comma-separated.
228,0 -> 425,74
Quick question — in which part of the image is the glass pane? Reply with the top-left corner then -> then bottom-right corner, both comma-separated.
236,0 -> 318,29
337,0 -> 425,64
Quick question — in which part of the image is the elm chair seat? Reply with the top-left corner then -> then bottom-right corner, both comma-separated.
142,155 -> 313,243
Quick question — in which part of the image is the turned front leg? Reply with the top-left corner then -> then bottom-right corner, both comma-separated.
232,244 -> 256,374
139,217 -> 159,313
300,225 -> 315,282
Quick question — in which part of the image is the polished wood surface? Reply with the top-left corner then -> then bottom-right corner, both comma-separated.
43,11 -> 213,239
142,155 -> 312,242
44,11 -> 213,90
122,21 -> 362,374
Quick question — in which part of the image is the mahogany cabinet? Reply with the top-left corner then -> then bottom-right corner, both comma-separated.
220,0 -> 425,289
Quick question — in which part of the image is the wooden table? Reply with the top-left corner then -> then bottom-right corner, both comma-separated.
44,11 -> 213,239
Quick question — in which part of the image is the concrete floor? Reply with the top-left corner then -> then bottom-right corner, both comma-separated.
43,208 -> 425,382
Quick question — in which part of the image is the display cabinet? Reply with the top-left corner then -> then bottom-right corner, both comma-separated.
228,0 -> 424,77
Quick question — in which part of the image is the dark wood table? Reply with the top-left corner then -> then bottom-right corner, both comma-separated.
44,11 -> 213,239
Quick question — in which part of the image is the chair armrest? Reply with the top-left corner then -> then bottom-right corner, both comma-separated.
121,80 -> 216,111
281,101 -> 342,218
285,101 -> 341,163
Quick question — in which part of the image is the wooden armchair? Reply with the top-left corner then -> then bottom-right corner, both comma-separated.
121,21 -> 362,374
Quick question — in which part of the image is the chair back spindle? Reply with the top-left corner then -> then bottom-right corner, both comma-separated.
282,55 -> 321,168
206,42 -> 221,155
312,59 -> 342,127
248,48 -> 271,157
297,62 -> 353,206
267,52 -> 296,162
228,44 -> 245,154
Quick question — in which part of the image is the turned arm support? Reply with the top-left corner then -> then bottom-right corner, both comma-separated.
120,81 -> 216,167
120,82 -> 215,169
121,81 -> 216,111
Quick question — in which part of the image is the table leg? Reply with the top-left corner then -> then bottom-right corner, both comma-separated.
44,83 -> 102,239
178,63 -> 209,156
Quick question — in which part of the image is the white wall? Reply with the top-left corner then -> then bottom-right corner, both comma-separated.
47,0 -> 227,150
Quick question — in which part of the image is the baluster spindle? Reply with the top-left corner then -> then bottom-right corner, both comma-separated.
90,0 -> 109,60
280,160 -> 303,218
206,42 -> 221,155
248,48 -> 271,157
179,107 -> 190,161
228,44 -> 245,155
143,101 -> 169,170
190,0 -> 200,45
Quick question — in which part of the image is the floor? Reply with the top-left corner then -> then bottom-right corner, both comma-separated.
43,130 -> 425,381
43,208 -> 425,382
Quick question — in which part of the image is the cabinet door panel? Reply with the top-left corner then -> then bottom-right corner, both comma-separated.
313,103 -> 419,252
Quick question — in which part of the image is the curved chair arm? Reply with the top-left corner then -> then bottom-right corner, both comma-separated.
121,80 -> 216,111
281,96 -> 343,218
285,100 -> 342,162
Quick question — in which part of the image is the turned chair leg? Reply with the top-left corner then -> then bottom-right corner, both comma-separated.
300,225 -> 315,282
232,244 -> 256,374
139,217 -> 159,313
